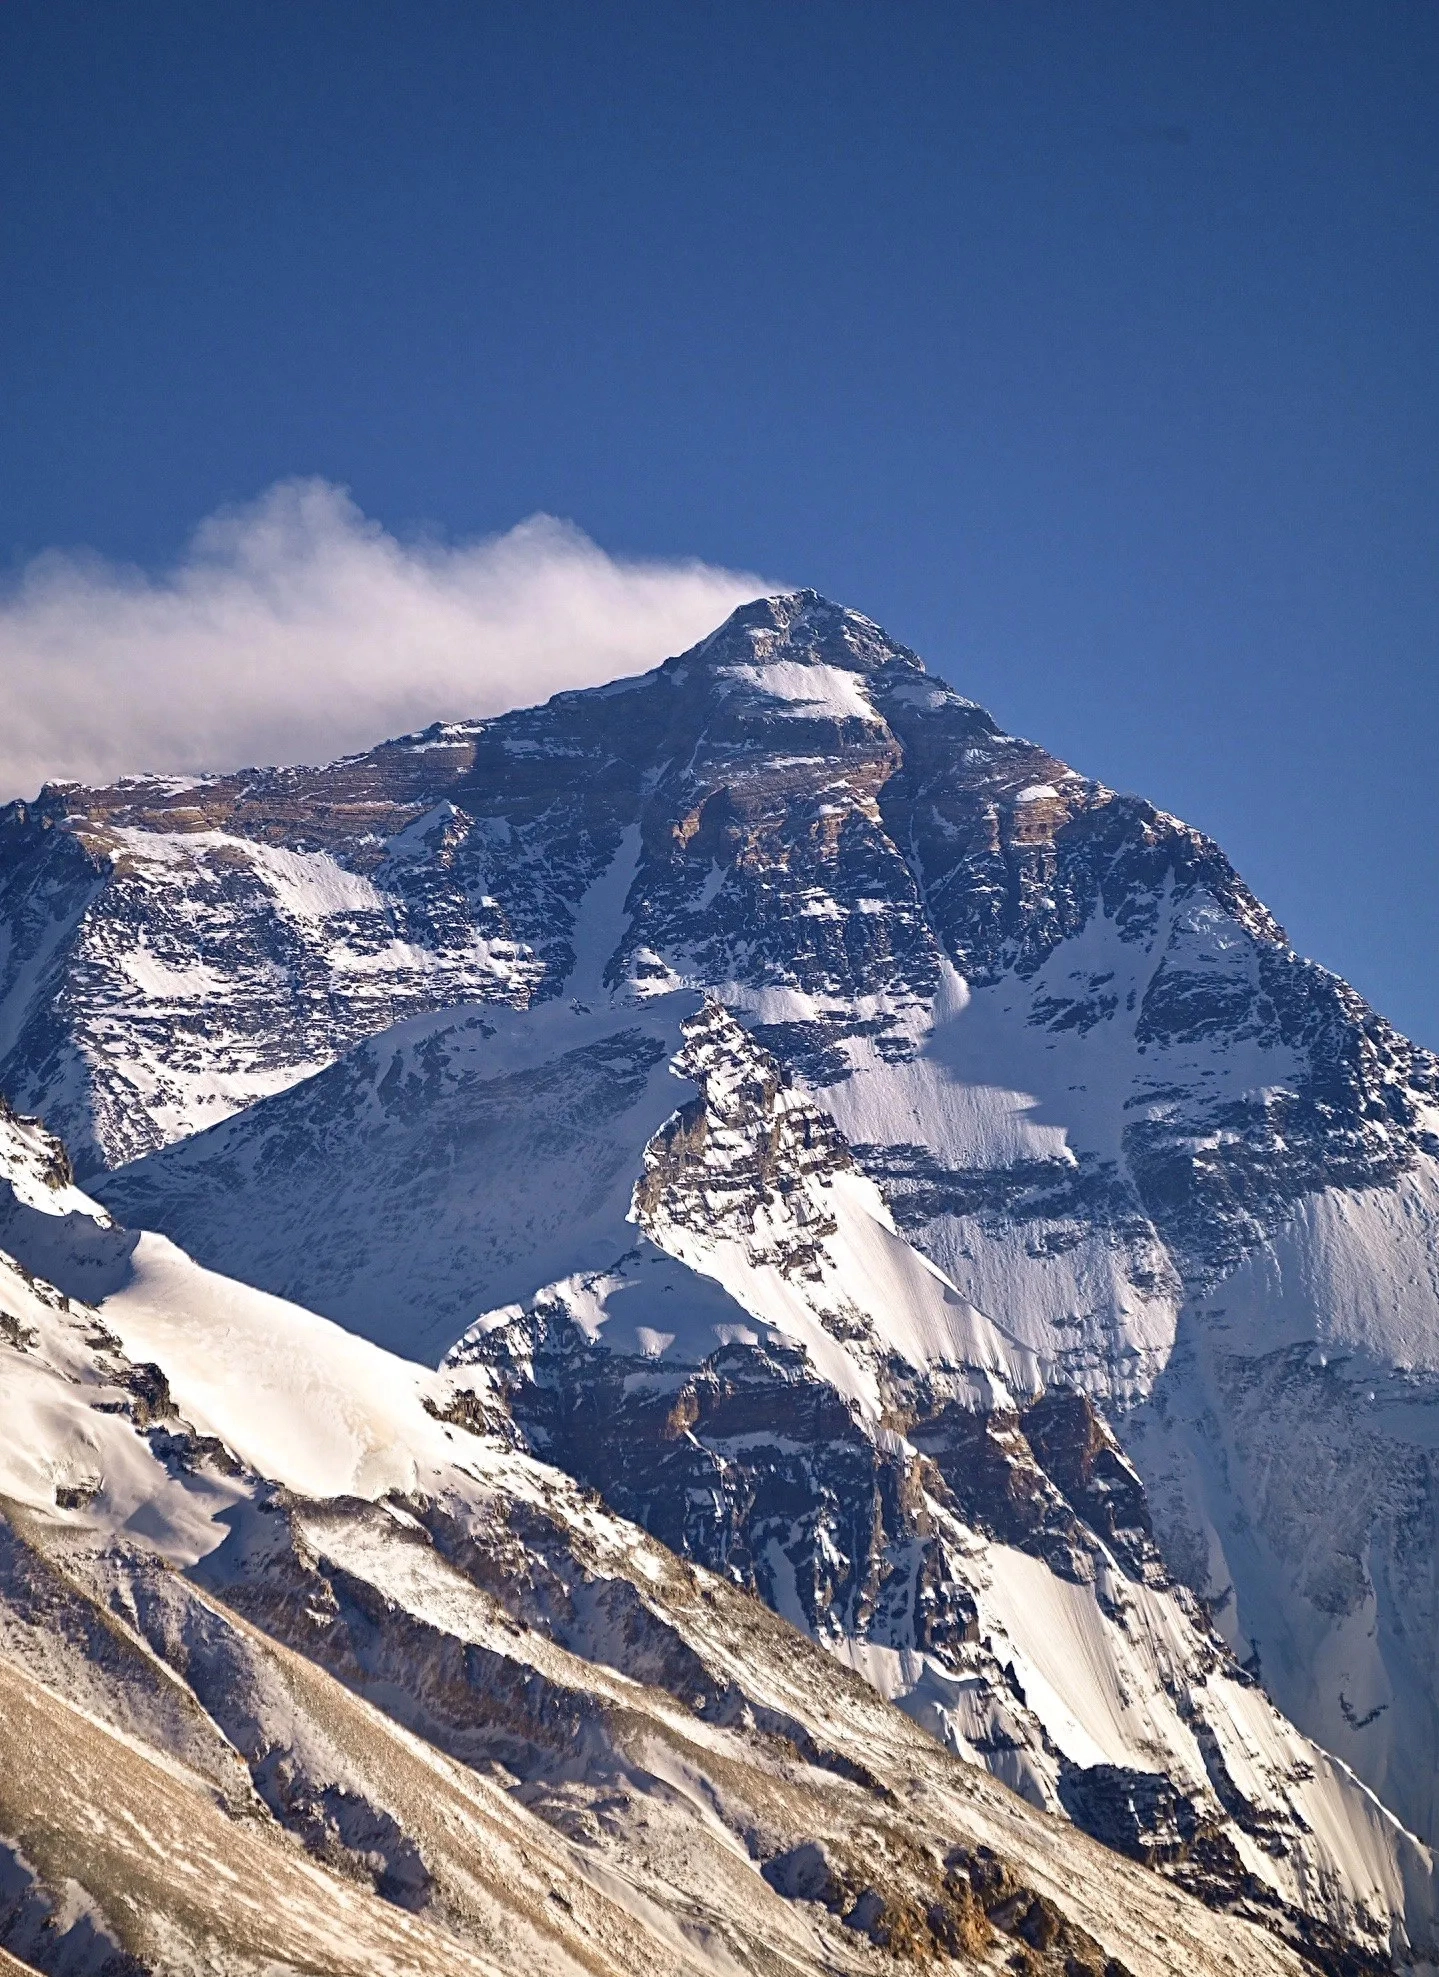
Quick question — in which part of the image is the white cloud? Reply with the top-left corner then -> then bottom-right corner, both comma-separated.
0,479 -> 773,800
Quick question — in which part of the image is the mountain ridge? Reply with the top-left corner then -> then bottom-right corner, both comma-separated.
0,1093 -> 1344,1977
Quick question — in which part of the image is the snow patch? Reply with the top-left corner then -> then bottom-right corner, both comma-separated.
719,661 -> 880,723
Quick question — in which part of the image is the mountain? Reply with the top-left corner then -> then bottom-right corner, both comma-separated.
0,1090 -> 1326,1977
4,589 -> 1439,1972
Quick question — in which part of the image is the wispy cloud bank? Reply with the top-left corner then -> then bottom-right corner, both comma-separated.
0,479 -> 771,800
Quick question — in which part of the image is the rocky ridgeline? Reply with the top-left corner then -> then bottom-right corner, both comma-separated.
634,1002 -> 856,1287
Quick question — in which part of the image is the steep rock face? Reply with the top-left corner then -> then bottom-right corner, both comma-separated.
8,588 -> 1439,1908
13,593 -> 1436,1385
0,780 -> 542,1173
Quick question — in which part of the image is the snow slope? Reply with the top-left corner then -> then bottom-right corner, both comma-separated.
0,1115 -> 1336,1977
73,1003 -> 1439,1967
100,993 -> 702,1357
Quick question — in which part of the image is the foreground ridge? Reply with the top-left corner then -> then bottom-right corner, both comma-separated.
0,1097 -> 1322,1976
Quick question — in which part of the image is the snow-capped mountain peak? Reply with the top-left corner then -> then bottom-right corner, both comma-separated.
7,589 -> 1439,1973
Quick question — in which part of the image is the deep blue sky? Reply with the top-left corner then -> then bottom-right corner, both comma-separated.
4,3 -> 1437,1043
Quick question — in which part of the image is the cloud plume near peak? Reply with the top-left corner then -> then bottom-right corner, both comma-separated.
0,479 -> 773,800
